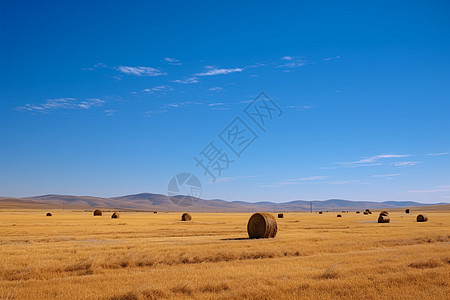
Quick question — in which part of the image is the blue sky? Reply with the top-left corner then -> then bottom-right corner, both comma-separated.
1,0 -> 449,203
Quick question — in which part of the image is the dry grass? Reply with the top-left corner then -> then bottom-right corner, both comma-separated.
0,210 -> 449,299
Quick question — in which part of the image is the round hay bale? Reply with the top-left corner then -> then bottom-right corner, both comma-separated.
356,211 -> 360,214
46,212 -> 52,216
181,213 -> 192,221
153,211 -> 157,214
318,211 -> 323,214
247,212 -> 277,239
416,214 -> 428,222
363,211 -> 368,215
378,215 -> 390,223
405,208 -> 410,214
337,214 -> 342,217
111,212 -> 120,219
379,211 -> 389,217
278,213 -> 284,218
93,209 -> 102,216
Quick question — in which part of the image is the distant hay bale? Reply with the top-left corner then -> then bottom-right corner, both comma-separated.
111,212 -> 120,219
379,211 -> 389,217
337,214 -> 342,217
356,211 -> 360,214
363,211 -> 368,215
278,213 -> 284,218
247,212 -> 277,239
154,211 -> 157,214
93,209 -> 102,216
405,209 -> 410,214
378,215 -> 390,223
181,213 -> 192,221
416,214 -> 428,222
46,212 -> 52,216
364,209 -> 372,214
318,211 -> 323,214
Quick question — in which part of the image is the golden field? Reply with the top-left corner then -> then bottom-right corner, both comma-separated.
0,209 -> 449,299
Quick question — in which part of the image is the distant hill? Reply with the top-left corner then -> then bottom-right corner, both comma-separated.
0,193 -> 447,212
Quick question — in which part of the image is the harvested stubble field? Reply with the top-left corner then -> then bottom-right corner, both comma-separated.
0,209 -> 449,299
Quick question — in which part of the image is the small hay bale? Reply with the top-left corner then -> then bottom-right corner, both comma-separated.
93,209 -> 102,216
111,212 -> 120,219
318,211 -> 323,214
405,209 -> 410,214
363,211 -> 368,215
416,214 -> 428,222
356,211 -> 360,214
247,212 -> 277,239
181,213 -> 192,221
364,209 -> 372,214
337,214 -> 342,218
278,213 -> 284,218
378,215 -> 390,223
154,211 -> 157,214
46,212 -> 52,216
379,211 -> 389,217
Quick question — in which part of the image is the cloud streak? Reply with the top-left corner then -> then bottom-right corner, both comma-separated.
16,98 -> 105,112
116,66 -> 166,76
195,66 -> 243,76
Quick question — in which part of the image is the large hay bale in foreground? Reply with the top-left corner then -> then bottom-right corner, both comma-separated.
416,214 -> 428,222
378,215 -> 390,223
278,213 -> 284,218
93,209 -> 102,216
405,208 -> 410,214
111,212 -> 120,219
181,213 -> 192,221
247,213 -> 277,239
379,211 -> 389,217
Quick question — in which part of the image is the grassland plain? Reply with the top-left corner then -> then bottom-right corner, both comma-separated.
0,209 -> 449,299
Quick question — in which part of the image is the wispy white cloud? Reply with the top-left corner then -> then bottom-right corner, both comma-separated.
324,56 -> 341,61
16,98 -> 105,112
163,101 -> 203,109
337,154 -> 410,167
393,161 -> 422,167
278,56 -> 306,68
328,180 -> 359,185
214,175 -> 258,183
208,87 -> 222,91
164,57 -> 182,65
408,185 -> 450,193
372,174 -> 400,178
195,66 -> 243,76
427,152 -> 448,156
208,103 -> 225,107
172,77 -> 199,84
104,109 -> 116,116
285,105 -> 313,111
116,66 -> 166,76
142,85 -> 172,93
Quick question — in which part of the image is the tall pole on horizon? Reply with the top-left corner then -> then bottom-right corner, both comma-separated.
310,202 -> 312,213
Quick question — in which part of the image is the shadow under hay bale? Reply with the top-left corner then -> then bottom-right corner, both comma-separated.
181,213 -> 192,221
417,214 -> 428,222
337,214 -> 342,217
405,208 -> 410,214
46,212 -> 52,216
111,212 -> 120,219
278,213 -> 284,218
247,212 -> 277,239
93,209 -> 102,216
378,215 -> 390,223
